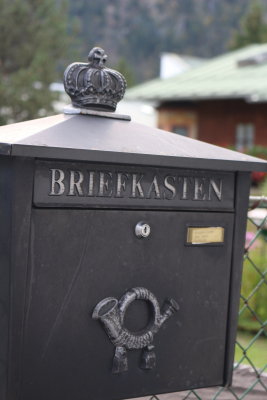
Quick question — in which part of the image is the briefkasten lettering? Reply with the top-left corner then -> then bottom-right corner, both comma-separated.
49,168 -> 222,201
33,161 -> 235,209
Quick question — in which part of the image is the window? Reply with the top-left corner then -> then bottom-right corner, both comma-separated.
235,124 -> 255,151
172,125 -> 188,136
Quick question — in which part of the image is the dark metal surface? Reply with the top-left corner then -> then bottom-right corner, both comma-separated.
0,114 -> 266,171
92,287 -> 178,373
18,209 -> 234,400
0,109 -> 264,399
223,172 -> 251,385
136,202 -> 267,400
63,47 -> 126,112
0,158 -> 12,400
8,159 -> 35,400
0,158 -> 35,400
133,365 -> 267,399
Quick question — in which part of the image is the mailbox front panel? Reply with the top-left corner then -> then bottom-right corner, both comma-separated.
20,209 -> 234,400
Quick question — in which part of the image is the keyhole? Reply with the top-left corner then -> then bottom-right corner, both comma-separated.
135,222 -> 151,238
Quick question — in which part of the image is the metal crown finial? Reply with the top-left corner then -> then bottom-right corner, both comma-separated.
87,47 -> 107,67
63,47 -> 127,112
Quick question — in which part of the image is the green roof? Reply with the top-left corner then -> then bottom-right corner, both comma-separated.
126,44 -> 267,103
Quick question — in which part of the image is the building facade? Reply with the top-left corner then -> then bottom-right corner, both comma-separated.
127,44 -> 267,153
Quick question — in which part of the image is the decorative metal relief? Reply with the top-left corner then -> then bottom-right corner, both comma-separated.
92,287 -> 179,373
63,47 -> 126,112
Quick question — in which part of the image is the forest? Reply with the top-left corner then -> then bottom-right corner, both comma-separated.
1,0 -> 267,124
68,0 -> 254,82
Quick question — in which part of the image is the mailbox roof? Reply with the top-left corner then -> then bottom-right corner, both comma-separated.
0,113 -> 266,172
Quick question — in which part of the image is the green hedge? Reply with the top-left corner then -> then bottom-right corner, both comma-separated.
245,145 -> 267,160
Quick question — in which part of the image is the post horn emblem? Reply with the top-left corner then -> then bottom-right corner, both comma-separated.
92,287 -> 179,373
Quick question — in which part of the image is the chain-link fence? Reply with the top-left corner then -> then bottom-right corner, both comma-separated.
131,196 -> 267,400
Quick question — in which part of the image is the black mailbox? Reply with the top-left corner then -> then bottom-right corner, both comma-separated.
0,48 -> 267,400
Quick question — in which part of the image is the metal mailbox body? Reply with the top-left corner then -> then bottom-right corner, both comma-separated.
0,114 -> 266,400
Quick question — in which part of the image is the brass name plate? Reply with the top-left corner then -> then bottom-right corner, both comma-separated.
187,227 -> 224,244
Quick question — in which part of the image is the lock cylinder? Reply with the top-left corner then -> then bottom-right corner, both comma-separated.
135,222 -> 151,238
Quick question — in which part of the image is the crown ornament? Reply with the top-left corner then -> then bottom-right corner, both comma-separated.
63,47 -> 127,112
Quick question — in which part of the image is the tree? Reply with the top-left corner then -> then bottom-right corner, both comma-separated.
229,1 -> 267,49
113,58 -> 136,88
0,0 -> 71,125
69,0 -> 252,83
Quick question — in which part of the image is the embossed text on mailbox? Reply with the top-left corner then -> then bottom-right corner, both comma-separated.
34,161 -> 235,210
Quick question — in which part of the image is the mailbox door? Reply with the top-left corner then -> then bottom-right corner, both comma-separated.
21,209 -> 234,400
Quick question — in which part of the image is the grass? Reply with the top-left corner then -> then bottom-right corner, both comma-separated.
239,218 -> 267,333
235,330 -> 267,369
235,185 -> 267,370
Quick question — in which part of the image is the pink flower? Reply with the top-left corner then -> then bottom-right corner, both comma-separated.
245,231 -> 260,251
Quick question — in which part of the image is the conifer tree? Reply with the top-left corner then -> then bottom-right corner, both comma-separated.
0,0 -> 71,125
230,1 -> 267,49
113,58 -> 135,88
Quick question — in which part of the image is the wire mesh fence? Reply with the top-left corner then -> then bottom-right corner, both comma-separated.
131,196 -> 267,400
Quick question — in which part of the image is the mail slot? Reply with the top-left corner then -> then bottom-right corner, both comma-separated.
0,47 -> 266,400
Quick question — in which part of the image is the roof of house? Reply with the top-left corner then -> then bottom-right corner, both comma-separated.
159,52 -> 208,79
126,44 -> 267,103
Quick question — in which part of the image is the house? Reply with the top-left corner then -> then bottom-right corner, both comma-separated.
126,44 -> 267,152
159,52 -> 207,79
